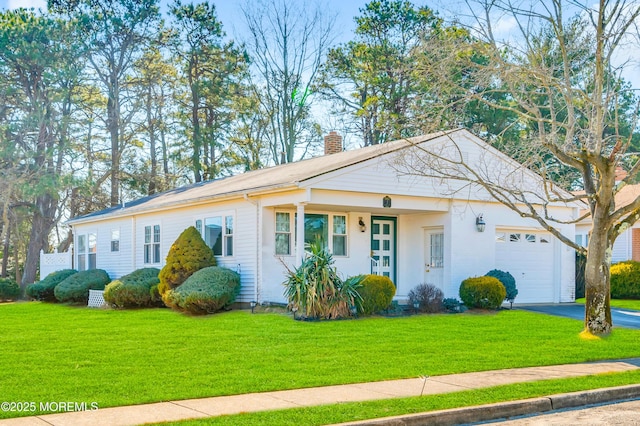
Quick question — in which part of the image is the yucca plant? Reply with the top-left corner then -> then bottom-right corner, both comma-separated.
283,242 -> 361,319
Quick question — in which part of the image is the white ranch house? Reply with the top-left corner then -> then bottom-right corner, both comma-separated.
58,129 -> 577,305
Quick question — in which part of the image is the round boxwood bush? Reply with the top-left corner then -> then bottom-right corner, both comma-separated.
158,226 -> 216,298
0,278 -> 20,301
26,269 -> 78,301
356,274 -> 395,315
610,261 -> 640,299
54,269 -> 111,304
485,269 -> 518,306
459,276 -> 506,310
408,283 -> 445,313
103,268 -> 160,308
164,266 -> 240,315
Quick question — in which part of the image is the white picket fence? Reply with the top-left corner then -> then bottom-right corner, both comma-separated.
39,249 -> 72,279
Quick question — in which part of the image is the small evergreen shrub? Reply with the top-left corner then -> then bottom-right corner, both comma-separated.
485,269 -> 518,307
164,266 -> 240,315
158,226 -> 216,298
610,261 -> 640,299
103,268 -> 160,308
0,278 -> 20,301
54,269 -> 110,304
442,297 -> 461,313
356,274 -> 396,315
283,242 -> 361,319
408,283 -> 444,313
26,269 -> 78,301
459,276 -> 506,310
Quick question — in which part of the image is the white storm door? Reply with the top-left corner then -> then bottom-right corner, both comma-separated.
371,218 -> 395,281
424,229 -> 444,290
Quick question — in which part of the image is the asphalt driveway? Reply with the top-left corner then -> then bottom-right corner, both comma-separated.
518,303 -> 640,330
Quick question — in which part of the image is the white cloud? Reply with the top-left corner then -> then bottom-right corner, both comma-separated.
7,0 -> 47,10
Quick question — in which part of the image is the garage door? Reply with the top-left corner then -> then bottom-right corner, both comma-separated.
495,230 -> 555,303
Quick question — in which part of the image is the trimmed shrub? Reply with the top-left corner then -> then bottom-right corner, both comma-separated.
158,226 -> 216,299
442,297 -> 461,313
26,269 -> 78,301
459,276 -> 506,310
283,242 -> 361,319
164,266 -> 240,315
408,283 -> 444,313
356,274 -> 396,315
610,261 -> 640,299
485,269 -> 518,307
103,268 -> 160,308
0,278 -> 20,301
54,269 -> 111,304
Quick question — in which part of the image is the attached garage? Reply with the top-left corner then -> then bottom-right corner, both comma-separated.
495,229 -> 556,303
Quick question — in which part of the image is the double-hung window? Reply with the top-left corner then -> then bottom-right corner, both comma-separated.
275,212 -> 291,255
111,229 -> 120,252
144,225 -> 161,264
76,233 -> 97,271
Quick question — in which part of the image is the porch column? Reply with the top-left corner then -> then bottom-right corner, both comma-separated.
296,202 -> 306,266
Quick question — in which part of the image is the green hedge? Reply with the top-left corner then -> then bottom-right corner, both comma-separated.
356,275 -> 395,315
54,269 -> 111,304
103,268 -> 160,308
459,276 -> 506,310
485,269 -> 518,304
26,269 -> 78,301
164,266 -> 240,315
0,278 -> 20,301
610,261 -> 640,299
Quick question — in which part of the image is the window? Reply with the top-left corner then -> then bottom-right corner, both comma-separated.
430,233 -> 444,268
77,235 -> 86,271
225,216 -> 233,256
525,234 -> 536,243
332,215 -> 347,256
144,225 -> 161,264
111,229 -> 120,252
509,233 -> 521,242
76,233 -> 96,271
198,215 -> 234,256
275,212 -> 291,255
278,212 -> 349,256
495,232 -> 506,243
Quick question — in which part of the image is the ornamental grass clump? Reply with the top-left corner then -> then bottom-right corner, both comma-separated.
164,266 -> 240,315
459,276 -> 506,310
283,242 -> 361,320
357,274 -> 395,315
26,269 -> 78,301
158,226 -> 216,301
54,269 -> 110,304
0,278 -> 20,301
103,268 -> 160,308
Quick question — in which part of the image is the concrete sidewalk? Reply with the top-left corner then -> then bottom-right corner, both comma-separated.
1,359 -> 639,426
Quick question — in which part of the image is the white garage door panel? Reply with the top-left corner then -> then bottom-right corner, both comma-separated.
495,231 -> 555,303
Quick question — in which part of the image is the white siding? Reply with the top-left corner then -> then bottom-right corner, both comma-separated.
612,230 -> 631,263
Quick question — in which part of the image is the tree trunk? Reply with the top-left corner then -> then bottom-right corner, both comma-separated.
584,224 -> 612,335
1,221 -> 9,278
22,193 -> 56,288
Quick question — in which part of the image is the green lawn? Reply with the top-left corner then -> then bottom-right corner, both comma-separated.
2,302 -> 640,419
575,298 -> 640,310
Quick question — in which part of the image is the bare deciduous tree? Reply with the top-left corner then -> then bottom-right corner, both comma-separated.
410,0 -> 640,335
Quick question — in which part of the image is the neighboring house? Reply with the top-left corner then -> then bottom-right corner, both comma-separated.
61,129 -> 577,304
575,182 -> 640,263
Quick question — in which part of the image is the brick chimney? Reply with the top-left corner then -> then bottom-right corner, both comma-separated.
324,131 -> 343,155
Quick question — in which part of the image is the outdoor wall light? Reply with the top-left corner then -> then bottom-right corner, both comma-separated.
476,214 -> 486,232
250,300 -> 257,314
358,217 -> 366,232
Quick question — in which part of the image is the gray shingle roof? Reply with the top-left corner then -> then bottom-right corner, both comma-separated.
68,130 -> 454,224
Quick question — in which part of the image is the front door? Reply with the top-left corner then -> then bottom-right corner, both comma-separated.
424,228 -> 444,290
371,218 -> 395,282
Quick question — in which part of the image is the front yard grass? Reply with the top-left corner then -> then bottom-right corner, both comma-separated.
576,298 -> 640,310
2,302 -> 640,419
